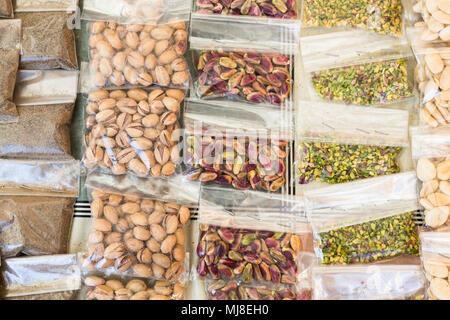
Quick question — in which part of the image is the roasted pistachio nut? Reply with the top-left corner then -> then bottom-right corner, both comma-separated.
84,275 -> 184,300
412,0 -> 450,43
317,212 -> 419,265
89,21 -> 189,88
417,158 -> 450,230
196,50 -> 292,105
196,225 -> 303,284
85,189 -> 190,281
297,142 -> 402,185
185,136 -> 288,192
311,59 -> 412,106
207,280 -> 311,300
195,0 -> 297,19
415,53 -> 450,127
303,0 -> 403,36
84,88 -> 184,178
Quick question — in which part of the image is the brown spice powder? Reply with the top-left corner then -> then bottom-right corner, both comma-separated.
0,0 -> 13,18
16,12 -> 78,70
0,103 -> 74,159
0,49 -> 20,124
0,196 -> 75,257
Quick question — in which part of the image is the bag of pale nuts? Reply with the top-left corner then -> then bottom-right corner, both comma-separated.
83,87 -> 185,179
86,20 -> 190,89
411,126 -> 450,231
410,0 -> 450,43
80,187 -> 191,283
82,273 -> 184,300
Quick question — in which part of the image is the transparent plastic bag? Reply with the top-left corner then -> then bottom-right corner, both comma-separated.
83,87 -> 185,179
183,99 -> 292,193
86,20 -> 189,89
312,264 -> 426,300
411,126 -> 450,231
413,43 -> 450,127
193,0 -> 299,19
0,19 -> 21,124
296,100 -> 410,189
420,232 -> 450,300
301,31 -> 415,106
0,0 -> 13,17
80,187 -> 191,282
14,0 -> 78,12
301,0 -> 406,36
0,70 -> 78,159
0,254 -> 81,299
16,2 -> 78,70
408,0 -> 450,44
81,272 -> 184,300
82,0 -> 191,26
196,186 -> 313,286
305,172 -> 421,265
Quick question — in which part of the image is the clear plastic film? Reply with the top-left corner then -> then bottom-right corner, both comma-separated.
83,87 -> 186,179
85,20 -> 190,90
301,30 -> 415,106
412,42 -> 450,127
0,70 -> 78,159
0,19 -> 21,124
420,232 -> 450,300
82,0 -> 191,26
301,0 -> 407,36
312,264 -> 426,300
196,186 -> 313,288
16,1 -> 78,70
296,100 -> 410,188
79,187 -> 192,283
81,271 -> 184,300
0,254 -> 81,299
305,172 -> 421,265
410,126 -> 450,231
0,0 -> 12,17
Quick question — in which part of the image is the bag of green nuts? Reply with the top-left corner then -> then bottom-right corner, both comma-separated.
195,186 -> 314,296
296,100 -> 411,192
311,264 -> 426,300
183,99 -> 293,193
301,0 -> 409,36
301,31 -> 415,106
305,172 -> 421,266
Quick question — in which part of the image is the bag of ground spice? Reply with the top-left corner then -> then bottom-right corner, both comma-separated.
311,264 -> 426,300
411,126 -> 450,231
305,172 -> 421,266
183,99 -> 293,193
0,254 -> 81,299
196,186 -> 314,296
296,100 -> 411,191
301,0 -> 407,36
420,232 -> 450,300
301,31 -> 414,106
0,0 -> 13,18
0,159 -> 80,257
14,0 -> 78,70
0,19 -> 21,124
0,70 -> 78,159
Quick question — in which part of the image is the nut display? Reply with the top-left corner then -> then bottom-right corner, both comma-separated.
413,0 -> 450,42
416,52 -> 450,127
88,21 -> 189,88
303,0 -> 404,36
195,0 -> 297,18
185,136 -> 287,192
311,59 -> 412,106
84,88 -> 184,178
207,280 -> 311,300
196,224 -> 303,284
83,189 -> 191,281
317,212 -> 419,265
417,158 -> 450,230
424,262 -> 450,300
196,50 -> 292,105
297,142 -> 402,185
84,275 -> 184,300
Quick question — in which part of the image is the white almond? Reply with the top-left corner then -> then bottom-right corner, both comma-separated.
439,0 -> 450,14
421,179 -> 439,197
425,53 -> 445,74
439,25 -> 450,41
424,262 -> 450,278
425,206 -> 449,227
433,10 -> 450,24
440,180 -> 450,195
437,160 -> 450,180
430,277 -> 450,300
417,158 -> 437,181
